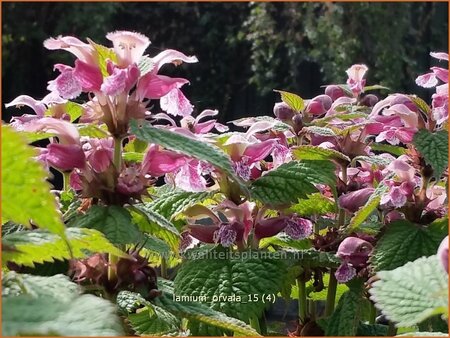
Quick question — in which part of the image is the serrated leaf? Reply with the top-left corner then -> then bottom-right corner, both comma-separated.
292,145 -> 350,163
138,55 -> 156,77
408,95 -> 432,116
311,113 -> 368,126
146,189 -> 214,220
274,89 -> 304,112
287,193 -> 336,216
174,250 -> 286,331
250,160 -> 336,206
370,255 -> 448,327
2,273 -> 123,336
356,323 -> 388,336
348,182 -> 389,231
352,155 -> 392,167
130,205 -> 181,252
371,143 -> 407,156
364,84 -> 390,92
155,283 -> 260,336
303,126 -> 337,137
2,227 -> 126,268
128,305 -> 181,336
231,116 -> 291,131
1,125 -> 65,236
325,287 -> 363,336
70,205 -> 141,246
117,291 -> 148,314
89,39 -> 118,77
130,120 -> 246,193
370,220 -> 447,272
259,233 -> 311,251
413,129 -> 448,179
77,123 -> 109,138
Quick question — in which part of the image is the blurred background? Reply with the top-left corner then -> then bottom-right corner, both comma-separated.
2,2 -> 448,123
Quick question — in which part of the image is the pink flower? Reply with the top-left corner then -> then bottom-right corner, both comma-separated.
172,159 -> 207,192
346,64 -> 368,96
339,188 -> 375,213
116,164 -> 144,195
160,88 -> 193,117
380,159 -> 417,208
425,185 -> 447,214
335,262 -> 356,283
82,137 -> 114,173
284,216 -> 313,239
336,237 -> 373,267
142,144 -> 187,177
44,35 -> 97,65
106,31 -> 150,67
438,236 -> 448,274
432,84 -> 448,125
305,95 -> 332,116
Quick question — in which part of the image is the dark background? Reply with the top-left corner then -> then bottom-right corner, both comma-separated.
2,2 -> 448,123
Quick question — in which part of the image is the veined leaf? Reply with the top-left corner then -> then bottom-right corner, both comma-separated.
77,123 -> 109,138
138,55 -> 156,77
370,255 -> 448,327
303,126 -> 337,137
89,39 -> 118,77
413,129 -> 448,179
408,95 -> 432,116
70,205 -> 141,246
127,305 -> 181,336
274,89 -> 304,112
2,227 -> 126,268
1,125 -> 65,236
287,193 -> 336,216
292,145 -> 350,163
371,143 -> 407,156
351,154 -> 391,167
311,113 -> 368,127
45,101 -> 83,122
250,160 -> 336,206
130,120 -> 247,194
364,84 -> 390,92
2,272 -> 123,336
370,219 -> 447,272
348,182 -> 389,231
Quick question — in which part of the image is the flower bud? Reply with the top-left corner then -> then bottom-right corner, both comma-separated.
325,85 -> 346,101
360,94 -> 379,107
336,237 -> 373,267
339,188 -> 374,213
273,102 -> 295,121
305,95 -> 332,116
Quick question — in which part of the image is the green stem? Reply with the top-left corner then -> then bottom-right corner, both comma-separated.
113,136 -> 122,170
63,172 -> 71,191
369,302 -> 377,324
325,271 -> 337,316
387,322 -> 397,336
296,277 -> 307,324
308,300 -> 316,321
160,258 -> 168,279
249,315 -> 261,334
107,254 -> 118,283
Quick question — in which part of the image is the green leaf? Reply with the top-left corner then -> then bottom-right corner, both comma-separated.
128,306 -> 181,336
117,291 -> 148,314
138,55 -> 156,77
1,125 -> 65,236
70,205 -> 141,246
286,249 -> 341,268
351,155 -> 392,167
396,332 -> 448,337
413,129 -> 448,179
311,113 -> 368,127
356,323 -> 388,336
408,95 -> 432,116
370,143 -> 407,156
20,131 -> 56,143
306,273 -> 349,302
45,101 -> 83,122
325,287 -> 363,336
123,151 -> 144,162
259,233 -> 311,251
77,123 -> 109,138
303,126 -> 337,137
130,205 -> 181,252
250,160 -> 336,206
231,116 -> 291,131
370,219 -> 447,272
287,193 -> 336,216
146,189 -> 214,220
130,120 -> 246,193
174,250 -> 286,328
2,273 -> 123,336
89,39 -> 118,77
369,255 -> 448,327
363,84 -> 390,92
159,279 -> 261,336
274,89 -> 304,112
292,145 -> 350,163
348,182 -> 389,231
2,227 -> 126,268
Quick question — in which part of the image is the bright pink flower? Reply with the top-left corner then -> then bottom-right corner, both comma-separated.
82,137 -> 114,173
106,31 -> 150,67
142,144 -> 187,177
72,60 -> 103,92
160,88 -> 193,117
325,85 -> 347,101
101,67 -> 128,96
305,95 -> 332,115
44,35 -> 97,64
41,143 -> 86,171
346,64 -> 368,95
173,159 -> 207,192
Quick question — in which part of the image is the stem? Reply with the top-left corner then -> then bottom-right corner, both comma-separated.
296,277 -> 307,324
308,300 -> 316,321
107,254 -> 118,283
63,172 -> 71,191
113,136 -> 122,171
259,313 -> 267,336
160,257 -> 168,279
369,302 -> 377,324
325,271 -> 337,316
249,315 -> 261,334
387,322 -> 397,336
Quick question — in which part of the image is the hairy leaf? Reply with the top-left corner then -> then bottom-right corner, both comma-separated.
292,145 -> 350,163
127,306 -> 181,336
250,160 -> 336,206
2,227 -> 126,267
370,143 -> 407,156
370,255 -> 448,327
370,219 -> 447,271
287,193 -> 336,216
89,39 -> 118,77
413,129 -> 448,179
1,125 -> 65,236
77,123 -> 109,138
70,205 -> 141,245
274,89 -> 304,112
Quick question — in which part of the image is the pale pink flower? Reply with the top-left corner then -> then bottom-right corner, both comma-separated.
438,236 -> 449,273
142,144 -> 187,177
81,137 -> 114,173
173,159 -> 207,192
346,64 -> 368,95
335,262 -> 356,283
44,35 -> 97,64
106,31 -> 150,67
160,88 -> 193,117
